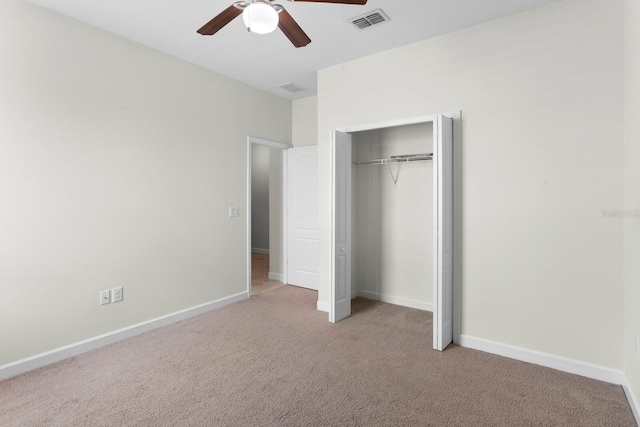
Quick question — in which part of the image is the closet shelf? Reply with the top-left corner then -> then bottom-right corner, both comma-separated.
353,153 -> 433,166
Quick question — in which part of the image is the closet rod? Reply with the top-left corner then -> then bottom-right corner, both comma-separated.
353,153 -> 433,166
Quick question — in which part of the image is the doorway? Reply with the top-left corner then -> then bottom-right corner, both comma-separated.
329,113 -> 460,351
246,136 -> 292,296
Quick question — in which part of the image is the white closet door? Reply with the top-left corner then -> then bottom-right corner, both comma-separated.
433,115 -> 454,351
287,146 -> 319,290
331,131 -> 352,323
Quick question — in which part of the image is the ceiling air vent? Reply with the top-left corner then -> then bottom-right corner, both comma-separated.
349,9 -> 390,31
277,82 -> 307,93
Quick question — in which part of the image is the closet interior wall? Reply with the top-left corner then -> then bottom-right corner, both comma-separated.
351,122 -> 434,311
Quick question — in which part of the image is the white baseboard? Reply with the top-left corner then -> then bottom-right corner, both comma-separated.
317,292 -> 432,314
622,377 -> 640,426
0,291 -> 249,381
356,290 -> 433,312
316,300 -> 330,312
251,248 -> 269,254
458,334 -> 626,385
268,272 -> 283,282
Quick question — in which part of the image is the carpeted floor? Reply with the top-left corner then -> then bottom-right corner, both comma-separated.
0,285 -> 636,426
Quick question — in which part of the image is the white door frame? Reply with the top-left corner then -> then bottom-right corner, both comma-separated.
330,112 -> 461,346
246,136 -> 293,297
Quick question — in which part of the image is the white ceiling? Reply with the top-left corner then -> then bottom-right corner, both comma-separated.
25,0 -> 558,100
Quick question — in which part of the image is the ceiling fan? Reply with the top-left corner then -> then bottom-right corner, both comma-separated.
197,0 -> 368,48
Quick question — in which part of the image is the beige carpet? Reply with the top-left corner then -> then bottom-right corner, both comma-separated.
0,286 -> 636,426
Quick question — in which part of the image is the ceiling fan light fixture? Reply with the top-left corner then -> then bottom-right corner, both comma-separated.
243,2 -> 279,34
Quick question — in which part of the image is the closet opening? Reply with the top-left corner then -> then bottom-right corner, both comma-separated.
329,113 -> 459,351
246,137 -> 292,297
351,122 -> 435,311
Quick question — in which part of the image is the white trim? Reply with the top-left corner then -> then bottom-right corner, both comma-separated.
459,334 -> 640,420
356,290 -> 433,312
329,131 -> 336,322
247,139 -> 253,297
0,291 -> 248,381
282,149 -> 289,286
251,248 -> 270,255
449,111 -> 462,345
247,136 -> 292,150
340,114 -> 440,134
433,116 -> 440,349
338,112 -> 461,134
458,334 -> 626,385
622,377 -> 640,426
317,300 -> 330,313
268,272 -> 284,282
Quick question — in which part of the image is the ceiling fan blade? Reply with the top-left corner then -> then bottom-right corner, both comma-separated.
197,5 -> 243,36
289,0 -> 367,4
278,9 -> 311,48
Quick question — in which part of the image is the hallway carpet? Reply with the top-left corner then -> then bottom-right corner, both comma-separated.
0,286 -> 636,426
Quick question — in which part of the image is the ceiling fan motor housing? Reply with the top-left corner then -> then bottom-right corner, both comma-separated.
243,1 -> 280,34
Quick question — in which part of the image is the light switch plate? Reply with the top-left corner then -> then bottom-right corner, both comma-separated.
228,206 -> 239,217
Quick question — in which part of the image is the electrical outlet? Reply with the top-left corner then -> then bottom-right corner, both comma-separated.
228,206 -> 239,218
100,290 -> 110,305
112,287 -> 123,303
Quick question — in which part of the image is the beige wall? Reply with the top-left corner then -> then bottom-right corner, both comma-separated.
624,0 -> 640,415
317,0 -> 624,368
0,0 -> 291,365
292,96 -> 318,147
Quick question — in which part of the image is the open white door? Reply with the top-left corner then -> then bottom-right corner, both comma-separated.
330,131 -> 352,323
287,146 -> 319,290
433,115 -> 454,351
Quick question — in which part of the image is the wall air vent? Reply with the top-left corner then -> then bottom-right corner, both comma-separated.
277,82 -> 307,93
349,9 -> 390,31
